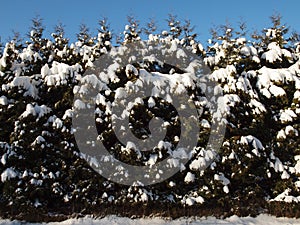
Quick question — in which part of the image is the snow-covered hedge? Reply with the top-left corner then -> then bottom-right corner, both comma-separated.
0,15 -> 300,221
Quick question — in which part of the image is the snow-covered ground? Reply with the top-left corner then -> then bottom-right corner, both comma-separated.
1,214 -> 300,225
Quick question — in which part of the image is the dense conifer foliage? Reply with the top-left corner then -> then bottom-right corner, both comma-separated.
0,15 -> 300,221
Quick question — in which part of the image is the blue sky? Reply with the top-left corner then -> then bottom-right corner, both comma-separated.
0,0 -> 299,44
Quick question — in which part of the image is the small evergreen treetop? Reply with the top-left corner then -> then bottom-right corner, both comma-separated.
122,15 -> 142,44
29,15 -> 44,41
77,23 -> 94,46
144,18 -> 157,36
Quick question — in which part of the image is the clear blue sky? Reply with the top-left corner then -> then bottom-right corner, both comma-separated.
0,0 -> 299,44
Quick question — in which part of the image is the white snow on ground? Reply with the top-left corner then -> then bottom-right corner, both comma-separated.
1,215 -> 300,225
